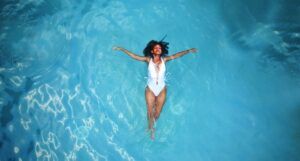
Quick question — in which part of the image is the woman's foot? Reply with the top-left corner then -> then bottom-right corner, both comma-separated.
150,128 -> 155,140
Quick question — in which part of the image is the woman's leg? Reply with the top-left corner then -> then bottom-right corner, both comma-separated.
145,87 -> 156,130
154,87 -> 167,120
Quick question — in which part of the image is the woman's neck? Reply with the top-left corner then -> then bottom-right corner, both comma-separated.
152,55 -> 161,64
153,54 -> 160,60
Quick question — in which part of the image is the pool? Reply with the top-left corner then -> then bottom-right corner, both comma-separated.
1,0 -> 300,160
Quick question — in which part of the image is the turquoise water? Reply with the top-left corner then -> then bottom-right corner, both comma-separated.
1,0 -> 300,160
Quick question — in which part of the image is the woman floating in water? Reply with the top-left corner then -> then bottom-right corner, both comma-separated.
113,40 -> 197,139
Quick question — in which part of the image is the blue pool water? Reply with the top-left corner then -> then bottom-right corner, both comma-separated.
1,0 -> 300,160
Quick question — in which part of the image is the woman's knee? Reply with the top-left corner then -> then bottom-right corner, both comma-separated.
154,113 -> 160,120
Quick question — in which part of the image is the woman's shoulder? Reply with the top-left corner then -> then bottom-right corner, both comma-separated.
145,56 -> 151,63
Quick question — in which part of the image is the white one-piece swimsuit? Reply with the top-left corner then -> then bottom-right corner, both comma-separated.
147,57 -> 166,96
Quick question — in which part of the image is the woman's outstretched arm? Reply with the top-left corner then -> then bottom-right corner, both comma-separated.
113,46 -> 149,62
164,48 -> 197,62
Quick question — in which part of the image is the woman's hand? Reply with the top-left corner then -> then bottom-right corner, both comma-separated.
112,46 -> 122,51
188,48 -> 197,53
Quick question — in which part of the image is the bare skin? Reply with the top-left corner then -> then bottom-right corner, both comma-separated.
113,44 -> 197,139
145,86 -> 166,139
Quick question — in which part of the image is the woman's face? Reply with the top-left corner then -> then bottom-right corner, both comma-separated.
151,44 -> 162,55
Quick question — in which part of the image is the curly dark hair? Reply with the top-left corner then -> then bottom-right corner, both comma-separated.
143,40 -> 169,58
